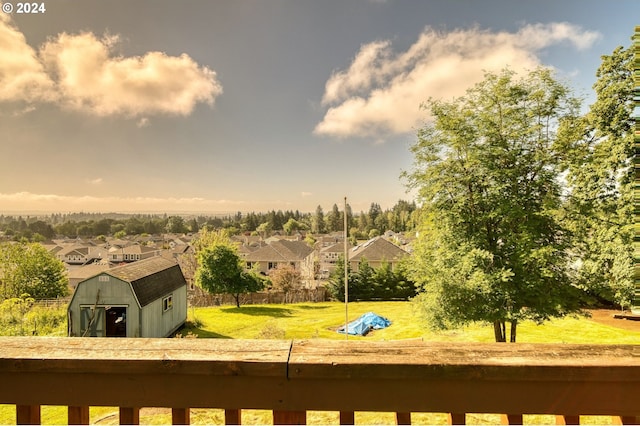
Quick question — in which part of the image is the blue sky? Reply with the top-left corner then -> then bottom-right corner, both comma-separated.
0,0 -> 638,214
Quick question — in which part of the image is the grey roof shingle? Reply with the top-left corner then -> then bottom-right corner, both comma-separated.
105,257 -> 186,307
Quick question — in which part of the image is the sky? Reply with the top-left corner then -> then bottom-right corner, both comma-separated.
0,0 -> 638,215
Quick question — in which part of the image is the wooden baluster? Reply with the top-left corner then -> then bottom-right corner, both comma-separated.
16,405 -> 40,425
613,415 -> 640,425
119,407 -> 140,425
396,412 -> 411,425
68,406 -> 90,425
447,413 -> 465,425
500,414 -> 523,424
339,411 -> 354,425
556,415 -> 580,424
225,409 -> 241,425
172,408 -> 190,425
273,410 -> 307,425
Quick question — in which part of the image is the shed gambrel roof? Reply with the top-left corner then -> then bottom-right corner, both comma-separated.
104,257 -> 186,307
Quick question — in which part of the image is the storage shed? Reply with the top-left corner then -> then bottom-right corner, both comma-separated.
68,257 -> 187,338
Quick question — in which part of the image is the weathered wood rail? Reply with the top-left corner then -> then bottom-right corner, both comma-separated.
0,337 -> 638,425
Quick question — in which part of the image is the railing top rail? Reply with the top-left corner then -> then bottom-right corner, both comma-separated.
0,336 -> 290,376
1,337 -> 639,375
0,337 -> 639,415
289,340 -> 640,381
2,337 -> 638,365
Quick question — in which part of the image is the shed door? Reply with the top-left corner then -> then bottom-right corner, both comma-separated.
80,307 -> 104,337
105,307 -> 127,337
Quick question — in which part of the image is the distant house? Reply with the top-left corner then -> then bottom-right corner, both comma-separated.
318,241 -> 353,279
244,239 -> 315,285
108,244 -> 161,263
67,257 -> 187,338
67,262 -> 112,290
315,233 -> 345,248
348,237 -> 409,272
51,244 -> 104,266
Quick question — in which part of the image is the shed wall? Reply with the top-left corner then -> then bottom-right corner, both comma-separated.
140,285 -> 187,337
68,276 -> 141,337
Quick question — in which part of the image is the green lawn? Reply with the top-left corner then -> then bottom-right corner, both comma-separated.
180,301 -> 640,344
2,301 -> 638,425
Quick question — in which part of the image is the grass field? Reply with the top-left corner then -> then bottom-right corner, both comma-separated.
2,301 -> 639,425
179,301 -> 640,344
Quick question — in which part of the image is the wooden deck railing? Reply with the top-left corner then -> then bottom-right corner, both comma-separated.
0,337 -> 638,425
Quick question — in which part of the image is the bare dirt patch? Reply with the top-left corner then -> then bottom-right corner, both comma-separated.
587,309 -> 640,332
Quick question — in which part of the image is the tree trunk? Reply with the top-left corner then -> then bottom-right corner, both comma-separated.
233,294 -> 240,308
493,320 -> 517,342
510,320 -> 517,342
493,320 -> 506,342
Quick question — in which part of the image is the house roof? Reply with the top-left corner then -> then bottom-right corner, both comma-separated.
68,262 -> 112,280
43,244 -> 63,254
348,237 -> 409,263
244,240 -> 313,263
122,244 -> 159,254
104,257 -> 186,307
107,244 -> 159,254
64,247 -> 90,257
272,240 -> 314,259
321,242 -> 353,253
244,245 -> 287,262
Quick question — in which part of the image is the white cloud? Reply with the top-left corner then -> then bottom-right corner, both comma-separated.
0,14 -> 222,117
315,23 -> 601,138
515,22 -> 601,51
0,11 -> 55,103
301,191 -> 313,197
86,178 -> 103,185
322,40 -> 391,105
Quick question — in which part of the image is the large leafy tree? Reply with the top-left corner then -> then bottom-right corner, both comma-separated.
194,235 -> 263,308
405,68 -> 584,342
558,45 -> 634,309
269,264 -> 301,303
0,242 -> 69,300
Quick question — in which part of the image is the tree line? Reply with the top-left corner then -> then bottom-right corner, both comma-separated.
327,256 -> 416,302
0,200 -> 417,241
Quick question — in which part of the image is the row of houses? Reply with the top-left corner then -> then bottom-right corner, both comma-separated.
239,234 -> 410,286
45,234 -> 193,265
65,233 -> 411,339
51,232 -> 411,290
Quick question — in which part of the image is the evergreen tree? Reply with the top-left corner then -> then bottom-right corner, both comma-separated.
313,205 -> 326,234
326,204 -> 342,233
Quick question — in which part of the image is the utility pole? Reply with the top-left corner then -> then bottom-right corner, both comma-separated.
344,196 -> 349,339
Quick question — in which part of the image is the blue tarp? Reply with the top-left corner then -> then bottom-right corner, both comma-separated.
337,312 -> 391,336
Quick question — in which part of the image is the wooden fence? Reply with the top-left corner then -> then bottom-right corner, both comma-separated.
188,287 -> 328,307
0,337 -> 638,425
31,297 -> 71,308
